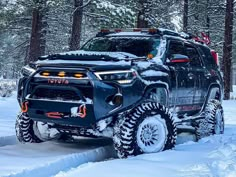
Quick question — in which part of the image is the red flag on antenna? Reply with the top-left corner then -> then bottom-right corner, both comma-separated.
201,32 -> 211,45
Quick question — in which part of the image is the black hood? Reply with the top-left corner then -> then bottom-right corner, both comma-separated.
34,50 -> 140,71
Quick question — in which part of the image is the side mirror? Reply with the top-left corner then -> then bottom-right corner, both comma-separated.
169,54 -> 190,64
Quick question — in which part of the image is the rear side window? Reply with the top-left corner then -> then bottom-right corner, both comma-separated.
185,44 -> 202,67
198,45 -> 217,68
168,41 -> 185,56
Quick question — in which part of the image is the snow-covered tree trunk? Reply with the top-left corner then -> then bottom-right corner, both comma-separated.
69,0 -> 83,51
27,0 -> 47,63
183,0 -> 188,32
137,0 -> 149,28
222,0 -> 234,99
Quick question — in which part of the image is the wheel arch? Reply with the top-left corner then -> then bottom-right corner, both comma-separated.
201,83 -> 223,111
143,84 -> 169,106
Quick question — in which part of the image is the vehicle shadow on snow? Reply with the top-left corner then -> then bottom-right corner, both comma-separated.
56,136 -> 114,149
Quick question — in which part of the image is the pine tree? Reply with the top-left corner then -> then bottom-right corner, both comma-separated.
69,0 -> 84,50
222,0 -> 234,99
183,0 -> 188,32
27,0 -> 48,63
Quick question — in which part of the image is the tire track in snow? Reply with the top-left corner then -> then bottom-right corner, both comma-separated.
4,146 -> 116,177
0,138 -> 116,177
0,135 -> 17,147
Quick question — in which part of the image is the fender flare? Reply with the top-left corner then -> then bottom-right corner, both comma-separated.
143,84 -> 169,106
201,83 -> 222,112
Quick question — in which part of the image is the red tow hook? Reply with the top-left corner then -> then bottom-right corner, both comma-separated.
21,101 -> 29,113
78,104 -> 86,118
46,112 -> 64,119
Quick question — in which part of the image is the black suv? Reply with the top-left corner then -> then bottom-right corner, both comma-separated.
16,29 -> 224,158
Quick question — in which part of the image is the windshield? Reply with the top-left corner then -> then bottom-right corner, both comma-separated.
81,37 -> 161,57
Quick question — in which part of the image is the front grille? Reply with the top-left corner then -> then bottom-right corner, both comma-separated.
32,88 -> 81,101
29,68 -> 94,101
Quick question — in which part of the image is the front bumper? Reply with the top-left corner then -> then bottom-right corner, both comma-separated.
18,67 -> 144,127
26,98 -> 95,127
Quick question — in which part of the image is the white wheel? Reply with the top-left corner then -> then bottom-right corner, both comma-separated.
33,122 -> 60,141
113,102 -> 177,158
137,115 -> 167,153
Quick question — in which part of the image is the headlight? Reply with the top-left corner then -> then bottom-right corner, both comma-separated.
21,65 -> 36,77
95,69 -> 137,84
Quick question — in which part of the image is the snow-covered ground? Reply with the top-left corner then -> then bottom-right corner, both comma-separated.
0,92 -> 19,137
0,93 -> 115,177
1,93 -> 236,177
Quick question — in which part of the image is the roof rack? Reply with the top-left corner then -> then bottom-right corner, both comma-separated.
95,28 -> 211,45
96,28 -> 181,37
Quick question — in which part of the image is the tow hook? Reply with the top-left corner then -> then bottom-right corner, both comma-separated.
21,101 -> 29,113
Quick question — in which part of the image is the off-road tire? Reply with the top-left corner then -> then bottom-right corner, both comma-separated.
113,102 -> 177,158
15,112 -> 42,143
195,99 -> 224,140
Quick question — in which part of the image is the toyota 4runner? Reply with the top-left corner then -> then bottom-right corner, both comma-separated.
16,28 -> 224,158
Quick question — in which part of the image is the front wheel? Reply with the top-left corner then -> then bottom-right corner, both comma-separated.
15,112 -> 60,143
15,112 -> 42,143
113,102 -> 177,158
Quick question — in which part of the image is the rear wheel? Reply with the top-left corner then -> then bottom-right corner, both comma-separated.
195,99 -> 224,140
113,102 -> 177,158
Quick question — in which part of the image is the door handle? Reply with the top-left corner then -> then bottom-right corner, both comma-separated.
188,73 -> 194,79
204,72 -> 211,79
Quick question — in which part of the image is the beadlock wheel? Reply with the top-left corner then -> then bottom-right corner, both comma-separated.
113,102 -> 177,158
137,115 -> 167,153
33,122 -> 60,141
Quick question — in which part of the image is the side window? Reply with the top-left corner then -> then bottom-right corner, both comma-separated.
168,41 -> 185,57
198,45 -> 217,68
185,44 -> 202,67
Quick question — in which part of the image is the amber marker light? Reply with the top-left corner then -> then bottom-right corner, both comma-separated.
58,71 -> 66,77
74,73 -> 83,78
101,29 -> 110,33
149,28 -> 158,34
133,28 -> 141,32
42,72 -> 50,76
147,53 -> 154,59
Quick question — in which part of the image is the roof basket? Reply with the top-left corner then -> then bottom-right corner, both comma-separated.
95,28 -> 211,45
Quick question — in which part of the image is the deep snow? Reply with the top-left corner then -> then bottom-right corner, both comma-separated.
0,92 -> 19,137
53,101 -> 236,177
0,93 -> 115,177
1,93 -> 236,177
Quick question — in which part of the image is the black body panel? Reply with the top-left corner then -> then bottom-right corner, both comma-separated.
17,31 -> 223,131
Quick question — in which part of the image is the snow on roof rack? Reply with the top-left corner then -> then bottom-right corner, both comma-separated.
96,28 -> 180,37
95,28 -> 211,45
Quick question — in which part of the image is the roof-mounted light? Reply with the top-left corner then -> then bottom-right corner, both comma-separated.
100,29 -> 110,33
148,28 -> 158,34
115,29 -> 122,32
133,28 -> 142,32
